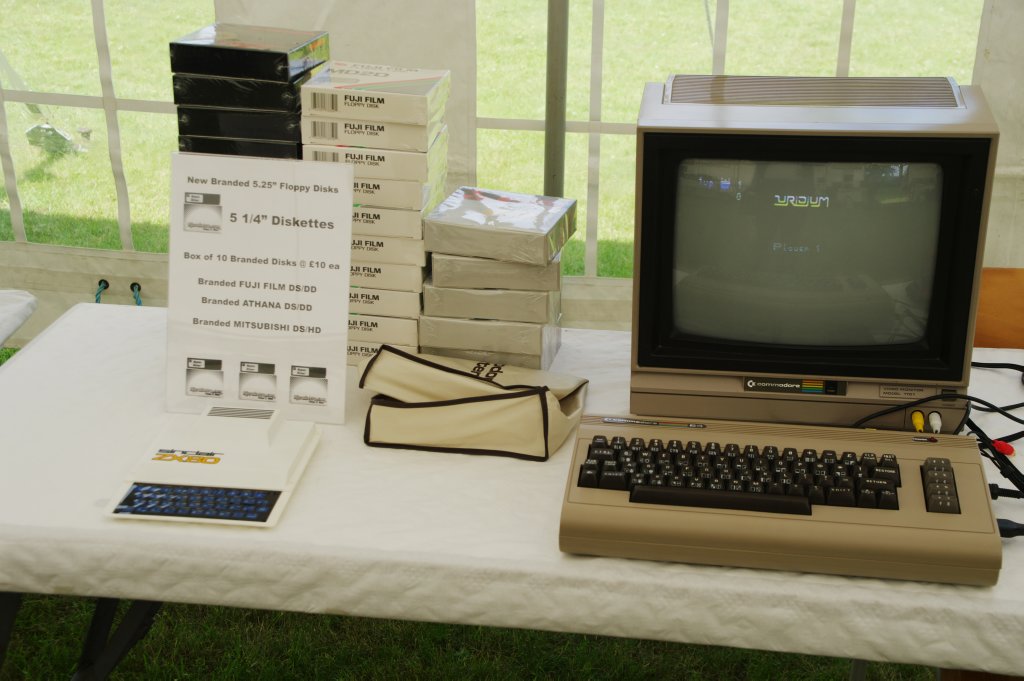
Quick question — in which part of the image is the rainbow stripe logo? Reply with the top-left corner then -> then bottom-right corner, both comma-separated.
801,380 -> 825,394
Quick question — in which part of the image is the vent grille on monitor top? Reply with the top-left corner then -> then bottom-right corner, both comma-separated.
666,75 -> 961,108
207,407 -> 275,420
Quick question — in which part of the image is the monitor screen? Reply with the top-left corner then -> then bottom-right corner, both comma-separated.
672,159 -> 942,347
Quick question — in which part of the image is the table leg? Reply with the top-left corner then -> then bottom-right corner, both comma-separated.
70,598 -> 163,681
0,592 -> 23,670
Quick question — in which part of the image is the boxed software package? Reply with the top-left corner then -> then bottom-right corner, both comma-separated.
349,287 -> 421,319
351,235 -> 426,266
350,261 -> 427,292
423,282 -> 560,324
430,252 -> 561,291
352,203 -> 440,240
353,175 -> 446,212
347,341 -> 418,366
417,345 -> 559,371
179,136 -> 302,159
419,315 -> 562,357
177,107 -> 301,142
301,114 -> 445,152
301,61 -> 451,125
170,24 -> 329,81
304,126 -> 448,180
424,187 -> 577,266
349,314 -> 419,346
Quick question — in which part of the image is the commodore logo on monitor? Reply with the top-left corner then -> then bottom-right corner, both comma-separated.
744,377 -> 846,395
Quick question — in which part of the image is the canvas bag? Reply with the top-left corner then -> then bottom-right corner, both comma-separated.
359,345 -> 588,460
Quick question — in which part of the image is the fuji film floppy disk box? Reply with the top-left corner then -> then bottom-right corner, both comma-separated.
424,187 -> 577,266
347,341 -> 418,366
301,114 -> 445,152
304,126 -> 448,181
349,313 -> 419,346
430,252 -> 561,291
349,287 -> 421,319
351,235 -> 426,266
350,261 -> 427,292
351,200 -> 441,240
170,24 -> 329,82
352,175 -> 445,212
301,61 -> 451,125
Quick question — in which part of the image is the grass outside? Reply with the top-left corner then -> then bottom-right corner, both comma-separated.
0,2 -> 986,677
0,594 -> 935,681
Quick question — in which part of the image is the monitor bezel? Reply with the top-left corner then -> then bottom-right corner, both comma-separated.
635,131 -> 993,383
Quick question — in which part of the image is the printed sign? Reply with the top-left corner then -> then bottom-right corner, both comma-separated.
166,152 -> 353,423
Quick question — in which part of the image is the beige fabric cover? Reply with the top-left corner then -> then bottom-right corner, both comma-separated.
359,345 -> 587,460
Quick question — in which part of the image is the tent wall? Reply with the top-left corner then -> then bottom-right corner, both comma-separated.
1,1 -> 1022,346
973,0 -> 1024,266
214,0 -> 477,192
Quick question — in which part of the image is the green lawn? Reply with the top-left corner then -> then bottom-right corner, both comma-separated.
1,594 -> 934,681
0,2 -> 986,677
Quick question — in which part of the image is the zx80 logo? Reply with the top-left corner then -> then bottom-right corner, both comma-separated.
151,448 -> 222,465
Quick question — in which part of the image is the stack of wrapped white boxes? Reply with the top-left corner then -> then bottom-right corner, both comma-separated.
300,61 -> 451,364
421,187 -> 577,370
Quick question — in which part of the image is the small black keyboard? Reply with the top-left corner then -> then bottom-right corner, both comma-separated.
577,434 -> 908,514
113,482 -> 281,523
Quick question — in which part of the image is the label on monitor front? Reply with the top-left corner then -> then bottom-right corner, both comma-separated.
743,377 -> 846,396
879,385 -> 929,400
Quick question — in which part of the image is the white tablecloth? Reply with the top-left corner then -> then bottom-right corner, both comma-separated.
1,304 -> 1023,674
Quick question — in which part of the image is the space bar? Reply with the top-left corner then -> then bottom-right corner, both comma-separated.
629,485 -> 812,515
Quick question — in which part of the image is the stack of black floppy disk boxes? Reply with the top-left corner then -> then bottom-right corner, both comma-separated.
170,23 -> 329,159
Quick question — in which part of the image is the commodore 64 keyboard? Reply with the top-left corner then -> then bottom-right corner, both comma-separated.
559,415 -> 1002,585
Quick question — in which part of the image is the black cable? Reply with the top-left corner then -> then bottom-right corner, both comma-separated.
990,484 -> 1024,500
998,518 -> 1024,538
974,400 -> 1024,413
1000,430 -> 1024,443
954,401 -> 972,435
968,417 -> 1024,495
972,360 -> 1024,373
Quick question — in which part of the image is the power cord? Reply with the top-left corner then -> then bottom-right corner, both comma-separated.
998,519 -> 1024,538
991,485 -> 1024,500
972,360 -> 1024,385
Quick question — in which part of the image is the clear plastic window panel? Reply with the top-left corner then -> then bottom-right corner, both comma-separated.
119,111 -> 176,253
105,0 -> 214,102
3,102 -> 119,248
0,2 -> 100,96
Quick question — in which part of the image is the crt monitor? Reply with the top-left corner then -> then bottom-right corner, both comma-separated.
631,75 -> 999,433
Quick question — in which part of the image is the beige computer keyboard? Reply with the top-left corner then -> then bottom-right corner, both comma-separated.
559,414 -> 1002,585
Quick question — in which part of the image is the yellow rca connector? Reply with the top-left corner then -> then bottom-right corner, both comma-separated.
911,410 -> 925,433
